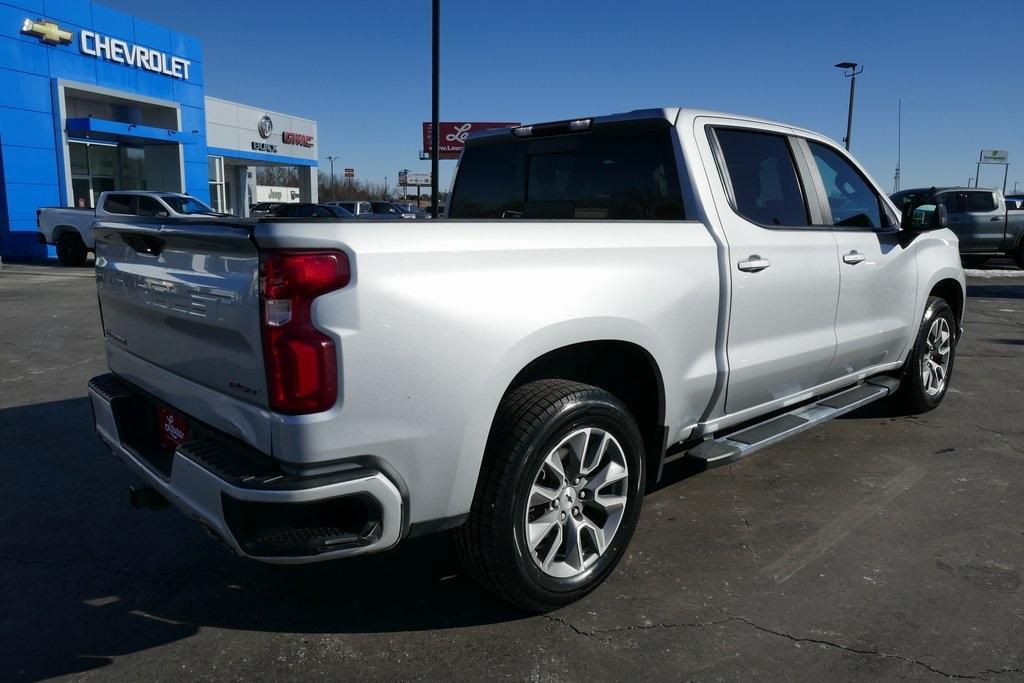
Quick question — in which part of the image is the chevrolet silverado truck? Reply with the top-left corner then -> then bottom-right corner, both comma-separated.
37,190 -> 224,266
891,186 -> 1024,268
88,108 -> 965,611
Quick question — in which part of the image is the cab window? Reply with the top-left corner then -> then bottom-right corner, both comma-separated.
102,194 -> 133,215
808,142 -> 887,229
714,129 -> 809,227
965,191 -> 997,212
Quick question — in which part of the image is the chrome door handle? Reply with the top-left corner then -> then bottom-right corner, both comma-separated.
737,256 -> 771,272
990,216 -> 1003,221
843,251 -> 866,265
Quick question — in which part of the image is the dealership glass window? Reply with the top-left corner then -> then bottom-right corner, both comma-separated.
88,144 -> 118,177
208,156 -> 226,213
69,143 -> 90,176
120,146 -> 146,190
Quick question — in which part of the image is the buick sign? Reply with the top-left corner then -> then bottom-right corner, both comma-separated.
258,115 -> 273,139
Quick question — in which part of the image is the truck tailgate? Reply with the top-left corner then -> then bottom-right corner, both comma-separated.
93,219 -> 268,408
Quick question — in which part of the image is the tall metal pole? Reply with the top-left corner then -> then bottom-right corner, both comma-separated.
835,62 -> 862,151
430,0 -> 440,218
893,98 -> 901,192
326,154 -> 338,200
844,74 -> 856,151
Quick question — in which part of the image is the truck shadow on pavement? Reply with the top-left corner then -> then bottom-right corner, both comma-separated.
0,397 -> 523,681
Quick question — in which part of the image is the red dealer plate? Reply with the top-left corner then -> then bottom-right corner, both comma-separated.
157,405 -> 190,451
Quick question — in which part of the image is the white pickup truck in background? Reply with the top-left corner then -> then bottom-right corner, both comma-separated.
36,190 -> 224,266
87,108 -> 965,611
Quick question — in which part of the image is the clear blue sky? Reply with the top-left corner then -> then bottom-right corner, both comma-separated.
104,0 -> 1024,194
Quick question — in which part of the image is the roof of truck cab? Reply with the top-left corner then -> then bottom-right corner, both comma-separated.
466,107 -> 836,145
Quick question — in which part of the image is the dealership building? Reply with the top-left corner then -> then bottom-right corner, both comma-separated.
0,0 -> 319,260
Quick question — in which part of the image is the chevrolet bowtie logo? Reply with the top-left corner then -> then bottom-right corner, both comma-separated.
21,18 -> 73,45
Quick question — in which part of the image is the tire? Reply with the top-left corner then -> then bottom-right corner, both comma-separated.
1012,243 -> 1024,270
56,232 -> 88,267
455,379 -> 646,612
892,297 -> 957,414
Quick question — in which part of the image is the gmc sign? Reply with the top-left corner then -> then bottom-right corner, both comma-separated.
282,131 -> 314,148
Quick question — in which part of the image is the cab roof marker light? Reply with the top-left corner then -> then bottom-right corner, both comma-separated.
512,125 -> 533,138
568,118 -> 592,131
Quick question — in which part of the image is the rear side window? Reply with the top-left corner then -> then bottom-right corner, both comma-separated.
938,193 -> 961,214
808,141 -> 886,229
966,191 -> 997,212
103,194 -> 133,215
714,129 -> 808,227
449,126 -> 684,220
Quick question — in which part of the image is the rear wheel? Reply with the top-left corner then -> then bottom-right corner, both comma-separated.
56,232 -> 88,267
892,297 -> 957,414
1012,243 -> 1024,270
456,380 -> 645,612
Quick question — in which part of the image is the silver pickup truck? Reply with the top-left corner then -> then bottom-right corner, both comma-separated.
36,190 -> 223,266
87,108 -> 965,611
892,186 -> 1024,268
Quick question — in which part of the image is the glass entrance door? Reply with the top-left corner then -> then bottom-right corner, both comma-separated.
68,141 -> 146,208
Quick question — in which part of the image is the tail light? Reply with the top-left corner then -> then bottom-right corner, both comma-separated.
259,250 -> 350,414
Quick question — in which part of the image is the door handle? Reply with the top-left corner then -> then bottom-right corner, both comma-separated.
737,256 -> 771,272
843,250 -> 866,265
990,216 -> 1003,221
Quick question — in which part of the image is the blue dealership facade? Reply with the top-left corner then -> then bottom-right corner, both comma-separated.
0,0 -> 319,260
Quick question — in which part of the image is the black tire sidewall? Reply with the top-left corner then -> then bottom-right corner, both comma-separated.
502,397 -> 645,604
57,234 -> 86,267
904,298 -> 957,411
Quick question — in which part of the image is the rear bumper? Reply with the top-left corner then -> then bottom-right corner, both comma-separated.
88,373 -> 405,563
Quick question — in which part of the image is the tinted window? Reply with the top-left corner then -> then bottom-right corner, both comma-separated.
103,194 -> 133,215
808,141 -> 885,229
449,126 -> 684,220
966,191 -> 997,212
938,192 -> 961,214
162,196 -> 217,215
716,129 -> 808,226
136,196 -> 165,217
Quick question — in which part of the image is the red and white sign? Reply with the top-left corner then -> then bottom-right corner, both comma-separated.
422,121 -> 520,159
157,405 -> 189,451
282,131 -> 314,147
344,168 -> 355,178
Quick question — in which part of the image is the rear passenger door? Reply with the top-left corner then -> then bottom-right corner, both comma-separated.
702,123 -> 841,415
959,190 -> 1004,252
801,139 -> 918,380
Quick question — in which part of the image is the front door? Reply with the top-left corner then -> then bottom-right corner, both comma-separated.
802,139 -> 918,379
700,122 -> 841,415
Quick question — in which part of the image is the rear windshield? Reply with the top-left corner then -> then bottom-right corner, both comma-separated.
448,126 -> 684,220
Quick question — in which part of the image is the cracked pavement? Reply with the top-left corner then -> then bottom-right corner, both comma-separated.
2,262 -> 1023,681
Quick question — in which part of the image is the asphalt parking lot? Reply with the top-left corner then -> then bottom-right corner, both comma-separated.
1,261 -> 1023,681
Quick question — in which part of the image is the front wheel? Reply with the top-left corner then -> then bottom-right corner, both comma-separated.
455,380 -> 645,612
892,296 -> 957,414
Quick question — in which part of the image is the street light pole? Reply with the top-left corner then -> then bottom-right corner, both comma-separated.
430,0 -> 440,218
326,154 -> 338,200
835,62 -> 863,151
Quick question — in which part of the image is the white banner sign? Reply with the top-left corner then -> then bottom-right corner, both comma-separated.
980,149 -> 1009,164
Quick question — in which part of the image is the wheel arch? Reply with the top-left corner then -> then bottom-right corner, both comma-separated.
929,278 -> 965,327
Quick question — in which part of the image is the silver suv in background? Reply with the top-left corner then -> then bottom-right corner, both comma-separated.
87,108 -> 964,611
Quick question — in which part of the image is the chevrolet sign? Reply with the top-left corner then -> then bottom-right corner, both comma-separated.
20,18 -> 192,80
21,18 -> 72,44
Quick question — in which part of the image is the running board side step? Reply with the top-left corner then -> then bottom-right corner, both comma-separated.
683,377 -> 899,469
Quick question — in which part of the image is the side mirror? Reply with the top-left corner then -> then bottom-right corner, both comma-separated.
901,202 -> 948,231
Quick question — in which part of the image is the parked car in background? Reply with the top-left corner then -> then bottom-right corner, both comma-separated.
386,201 -> 431,219
37,191 -> 224,266
326,201 -> 401,220
891,187 -> 1024,268
87,107 -> 964,612
268,203 -> 354,219
250,202 -> 284,216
